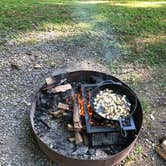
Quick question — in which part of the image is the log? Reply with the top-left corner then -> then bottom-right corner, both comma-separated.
46,77 -> 55,85
82,133 -> 88,146
156,146 -> 166,160
68,137 -> 75,143
51,83 -> 72,93
72,91 -> 83,144
75,132 -> 83,144
49,110 -> 64,117
73,94 -> 82,130
42,78 -> 67,91
161,140 -> 166,152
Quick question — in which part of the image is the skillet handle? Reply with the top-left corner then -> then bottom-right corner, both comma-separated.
119,118 -> 128,138
120,128 -> 127,138
97,80 -> 122,86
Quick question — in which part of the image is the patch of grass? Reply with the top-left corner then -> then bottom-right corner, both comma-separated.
0,0 -> 72,33
122,156 -> 136,166
95,1 -> 166,67
141,98 -> 151,114
135,145 -> 143,156
147,121 -> 154,129
43,58 -> 57,68
127,72 -> 141,87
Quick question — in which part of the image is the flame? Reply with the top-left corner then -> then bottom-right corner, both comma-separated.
77,92 -> 93,117
77,93 -> 84,116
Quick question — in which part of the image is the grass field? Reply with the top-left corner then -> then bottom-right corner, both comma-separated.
0,0 -> 166,67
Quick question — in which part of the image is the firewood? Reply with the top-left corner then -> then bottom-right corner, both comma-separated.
82,133 -> 88,146
67,123 -> 74,129
62,112 -> 68,116
46,77 -> 55,85
68,137 -> 75,143
161,140 -> 166,152
156,146 -> 166,160
49,110 -> 64,117
58,102 -> 69,110
51,83 -> 72,93
73,94 -> 82,130
72,91 -> 83,144
75,132 -> 83,144
42,78 -> 67,91
39,118 -> 51,129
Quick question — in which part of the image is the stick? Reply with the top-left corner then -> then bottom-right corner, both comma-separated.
72,90 -> 83,144
72,93 -> 82,130
75,131 -> 83,144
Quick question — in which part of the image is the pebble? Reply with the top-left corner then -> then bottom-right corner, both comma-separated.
149,114 -> 155,120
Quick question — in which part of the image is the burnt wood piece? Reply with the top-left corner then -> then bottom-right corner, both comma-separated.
75,132 -> 83,144
72,93 -> 82,130
42,78 -> 67,91
68,137 -> 75,143
67,123 -> 85,132
58,102 -> 69,110
51,84 -> 72,93
156,146 -> 166,160
72,91 -> 83,144
49,110 -> 64,117
46,77 -> 55,85
82,133 -> 88,146
161,140 -> 166,152
38,118 -> 51,129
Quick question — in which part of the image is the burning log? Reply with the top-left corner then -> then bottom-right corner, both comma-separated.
72,94 -> 82,130
72,91 -> 83,144
51,84 -> 72,93
58,102 -> 69,110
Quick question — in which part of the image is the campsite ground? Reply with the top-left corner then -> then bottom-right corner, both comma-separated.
0,0 -> 165,165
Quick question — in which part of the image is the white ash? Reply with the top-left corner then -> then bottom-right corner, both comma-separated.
34,112 -> 125,160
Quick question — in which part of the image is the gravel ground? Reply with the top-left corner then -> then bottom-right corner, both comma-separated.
0,35 -> 165,166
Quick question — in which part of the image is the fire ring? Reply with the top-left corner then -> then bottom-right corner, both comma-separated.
30,70 -> 143,166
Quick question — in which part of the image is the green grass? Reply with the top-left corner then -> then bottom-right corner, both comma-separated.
0,0 -> 166,67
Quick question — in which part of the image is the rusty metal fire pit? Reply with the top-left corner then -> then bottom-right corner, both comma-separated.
30,70 -> 143,166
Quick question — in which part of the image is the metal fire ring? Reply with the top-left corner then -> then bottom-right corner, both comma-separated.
30,70 -> 143,166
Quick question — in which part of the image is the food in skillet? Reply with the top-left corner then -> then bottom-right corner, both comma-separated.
93,89 -> 131,120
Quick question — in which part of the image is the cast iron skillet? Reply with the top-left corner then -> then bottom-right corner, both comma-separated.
90,80 -> 137,137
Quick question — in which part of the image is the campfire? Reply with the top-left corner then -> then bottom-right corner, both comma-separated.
31,71 -> 143,166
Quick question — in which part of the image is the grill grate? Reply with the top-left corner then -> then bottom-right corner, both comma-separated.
81,83 -> 136,147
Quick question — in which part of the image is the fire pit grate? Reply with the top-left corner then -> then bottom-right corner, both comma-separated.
81,83 -> 136,147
